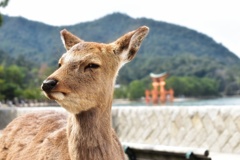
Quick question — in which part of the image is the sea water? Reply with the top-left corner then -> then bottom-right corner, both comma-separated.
112,96 -> 240,107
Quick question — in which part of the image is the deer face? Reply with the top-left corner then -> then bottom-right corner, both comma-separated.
41,26 -> 149,114
42,42 -> 120,113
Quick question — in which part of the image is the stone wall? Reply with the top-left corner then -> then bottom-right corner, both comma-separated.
1,106 -> 240,154
0,108 -> 17,130
112,106 -> 240,154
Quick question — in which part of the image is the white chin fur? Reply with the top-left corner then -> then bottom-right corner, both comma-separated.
51,92 -> 65,100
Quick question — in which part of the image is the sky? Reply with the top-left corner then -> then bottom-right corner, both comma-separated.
1,0 -> 240,57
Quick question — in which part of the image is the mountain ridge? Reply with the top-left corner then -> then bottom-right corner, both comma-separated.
0,13 -> 239,64
0,13 -> 240,95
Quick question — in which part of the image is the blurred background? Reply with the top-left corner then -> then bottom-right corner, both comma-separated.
0,0 -> 240,106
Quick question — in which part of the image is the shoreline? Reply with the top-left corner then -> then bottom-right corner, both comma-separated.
1,96 -> 239,108
113,96 -> 240,106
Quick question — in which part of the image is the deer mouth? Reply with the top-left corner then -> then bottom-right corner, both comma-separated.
44,91 -> 66,101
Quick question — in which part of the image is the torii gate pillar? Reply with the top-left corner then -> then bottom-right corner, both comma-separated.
145,72 -> 174,105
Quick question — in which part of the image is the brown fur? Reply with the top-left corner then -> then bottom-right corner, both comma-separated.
0,26 -> 149,160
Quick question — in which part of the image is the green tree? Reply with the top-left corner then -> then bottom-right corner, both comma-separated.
21,88 -> 42,99
0,79 -> 4,100
0,63 -> 44,100
200,77 -> 219,96
166,76 -> 219,97
5,65 -> 26,87
0,65 -> 24,100
0,0 -> 9,26
225,82 -> 240,96
114,85 -> 128,99
1,82 -> 20,100
0,65 -> 5,100
127,80 -> 145,100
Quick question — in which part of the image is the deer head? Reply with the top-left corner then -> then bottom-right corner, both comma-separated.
41,26 -> 149,114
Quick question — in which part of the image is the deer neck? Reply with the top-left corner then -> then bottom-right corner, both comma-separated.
67,103 -> 113,160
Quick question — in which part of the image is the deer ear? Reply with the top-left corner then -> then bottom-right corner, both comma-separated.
112,26 -> 149,63
60,29 -> 83,51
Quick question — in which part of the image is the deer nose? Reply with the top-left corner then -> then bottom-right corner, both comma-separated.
41,79 -> 58,92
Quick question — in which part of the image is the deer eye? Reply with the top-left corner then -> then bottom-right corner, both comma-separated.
58,63 -> 61,68
84,63 -> 100,71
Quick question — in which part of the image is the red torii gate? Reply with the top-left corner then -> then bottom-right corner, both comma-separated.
145,72 -> 174,105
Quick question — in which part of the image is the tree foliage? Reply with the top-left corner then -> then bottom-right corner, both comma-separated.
127,80 -> 146,100
0,50 -> 46,101
0,0 -> 9,26
0,66 -> 44,100
166,76 -> 219,97
114,76 -> 220,100
0,13 -> 239,65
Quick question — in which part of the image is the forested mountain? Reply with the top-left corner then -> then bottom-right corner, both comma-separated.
1,13 -> 239,64
0,13 -> 240,98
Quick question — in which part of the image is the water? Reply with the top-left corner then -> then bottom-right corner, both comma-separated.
112,96 -> 240,107
172,96 -> 240,106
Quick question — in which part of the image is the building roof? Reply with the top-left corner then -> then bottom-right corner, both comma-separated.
150,72 -> 168,78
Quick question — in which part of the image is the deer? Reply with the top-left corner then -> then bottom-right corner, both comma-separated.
0,26 -> 149,160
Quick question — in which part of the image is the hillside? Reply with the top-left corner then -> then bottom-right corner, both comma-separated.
0,13 -> 239,64
0,13 -> 240,95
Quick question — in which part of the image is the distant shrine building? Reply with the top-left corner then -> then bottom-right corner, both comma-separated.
145,72 -> 174,105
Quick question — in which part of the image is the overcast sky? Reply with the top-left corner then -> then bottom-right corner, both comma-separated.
1,0 -> 240,57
